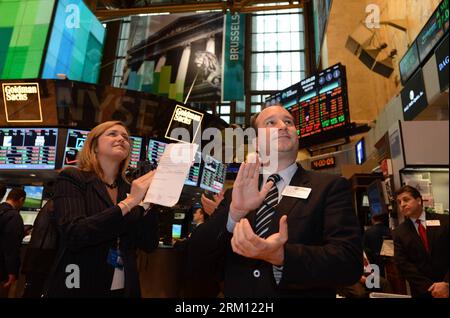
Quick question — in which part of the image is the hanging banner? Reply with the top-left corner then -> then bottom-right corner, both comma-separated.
222,12 -> 245,101
125,13 -> 224,103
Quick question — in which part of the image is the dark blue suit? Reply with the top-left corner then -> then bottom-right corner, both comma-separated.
188,164 -> 363,297
393,212 -> 449,297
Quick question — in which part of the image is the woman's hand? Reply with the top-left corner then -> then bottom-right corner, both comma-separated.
119,170 -> 155,214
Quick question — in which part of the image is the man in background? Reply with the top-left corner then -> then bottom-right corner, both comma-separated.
393,185 -> 448,298
0,188 -> 26,297
188,105 -> 362,297
364,213 -> 391,276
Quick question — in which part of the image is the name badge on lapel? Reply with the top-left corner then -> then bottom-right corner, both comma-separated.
281,186 -> 311,199
426,220 -> 440,227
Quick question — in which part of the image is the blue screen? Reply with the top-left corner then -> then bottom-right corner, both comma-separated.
172,224 -> 182,240
355,138 -> 366,165
23,185 -> 44,210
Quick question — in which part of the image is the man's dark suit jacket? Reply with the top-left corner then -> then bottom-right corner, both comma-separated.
393,212 -> 449,297
45,167 -> 159,297
188,164 -> 363,297
0,203 -> 25,281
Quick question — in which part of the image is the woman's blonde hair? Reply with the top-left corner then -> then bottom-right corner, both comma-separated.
77,121 -> 131,181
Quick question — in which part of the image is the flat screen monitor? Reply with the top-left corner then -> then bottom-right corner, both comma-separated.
0,128 -> 58,169
435,33 -> 449,92
401,69 -> 428,121
399,41 -> 420,84
128,136 -> 143,169
265,82 -> 301,136
172,224 -> 182,240
0,0 -> 56,79
184,151 -> 201,187
265,63 -> 350,147
1,187 -> 12,203
41,0 -> 105,84
226,162 -> 241,174
199,155 -> 226,193
63,129 -> 89,167
20,211 -> 38,226
63,129 -> 142,169
355,138 -> 366,165
416,2 -> 447,62
367,180 -> 388,216
362,194 -> 370,207
147,139 -> 167,165
23,185 -> 44,211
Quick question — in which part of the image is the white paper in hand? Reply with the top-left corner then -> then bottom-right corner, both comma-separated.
144,143 -> 198,207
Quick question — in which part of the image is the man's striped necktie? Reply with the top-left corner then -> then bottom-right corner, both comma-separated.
254,174 -> 281,238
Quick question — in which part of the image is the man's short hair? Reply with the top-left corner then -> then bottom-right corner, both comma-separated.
395,185 -> 423,205
6,188 -> 26,202
250,112 -> 260,132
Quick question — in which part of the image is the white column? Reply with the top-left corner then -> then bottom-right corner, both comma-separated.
206,35 -> 215,54
155,55 -> 166,72
176,45 -> 191,83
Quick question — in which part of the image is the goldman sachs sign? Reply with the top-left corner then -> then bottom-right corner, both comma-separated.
400,69 -> 428,121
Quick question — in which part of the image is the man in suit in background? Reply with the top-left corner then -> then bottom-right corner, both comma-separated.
363,213 -> 391,276
0,188 -> 26,297
393,185 -> 448,298
188,105 -> 362,297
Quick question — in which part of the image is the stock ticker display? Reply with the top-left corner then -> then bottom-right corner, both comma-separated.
63,129 -> 142,169
147,139 -> 167,164
63,129 -> 89,167
200,155 -> 226,193
0,128 -> 57,169
128,136 -> 143,169
185,151 -> 201,187
266,63 -> 350,141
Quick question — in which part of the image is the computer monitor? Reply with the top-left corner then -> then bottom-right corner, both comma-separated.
184,151 -> 201,187
199,155 -> 226,193
362,194 -> 370,207
63,129 -> 89,167
172,224 -> 182,240
147,139 -> 167,165
0,128 -> 58,169
22,185 -> 44,211
63,129 -> 143,169
355,138 -> 366,165
128,136 -> 143,169
367,180 -> 388,216
20,211 -> 38,226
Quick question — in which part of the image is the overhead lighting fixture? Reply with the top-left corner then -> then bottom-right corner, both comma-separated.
196,9 -> 222,13
137,12 -> 170,17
